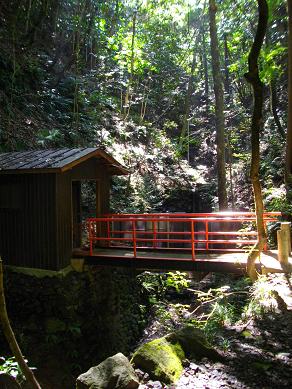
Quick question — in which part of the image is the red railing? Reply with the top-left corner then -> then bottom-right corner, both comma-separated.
87,212 -> 281,260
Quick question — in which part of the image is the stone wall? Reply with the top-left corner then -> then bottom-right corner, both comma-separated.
1,265 -> 148,386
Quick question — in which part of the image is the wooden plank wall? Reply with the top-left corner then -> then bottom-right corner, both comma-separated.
0,174 -> 57,269
56,172 -> 72,269
0,157 -> 112,270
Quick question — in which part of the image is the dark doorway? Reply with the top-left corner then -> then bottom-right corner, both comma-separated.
72,180 -> 97,248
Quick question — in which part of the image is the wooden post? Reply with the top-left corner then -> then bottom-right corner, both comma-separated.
277,222 -> 291,265
280,222 -> 291,255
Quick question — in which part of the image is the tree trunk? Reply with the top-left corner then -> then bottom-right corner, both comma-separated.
124,10 -> 137,118
180,48 -> 196,149
285,0 -> 292,194
209,0 -> 228,210
224,33 -> 231,101
227,132 -> 235,209
0,259 -> 42,389
244,0 -> 268,281
201,20 -> 209,110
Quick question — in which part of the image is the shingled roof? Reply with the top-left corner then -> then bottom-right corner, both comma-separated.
0,148 -> 128,175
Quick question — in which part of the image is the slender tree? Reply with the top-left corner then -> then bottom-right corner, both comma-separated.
0,259 -> 41,389
201,19 -> 209,108
224,33 -> 231,100
180,46 -> 196,149
285,0 -> 292,193
124,9 -> 137,119
244,0 -> 268,280
209,0 -> 228,210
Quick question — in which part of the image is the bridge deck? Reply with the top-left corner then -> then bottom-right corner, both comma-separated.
72,248 -> 289,274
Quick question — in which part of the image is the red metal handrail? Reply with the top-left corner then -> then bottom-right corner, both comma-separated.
87,212 -> 281,259
104,212 -> 281,218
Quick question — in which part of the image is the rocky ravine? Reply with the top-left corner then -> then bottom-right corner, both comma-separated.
135,272 -> 292,389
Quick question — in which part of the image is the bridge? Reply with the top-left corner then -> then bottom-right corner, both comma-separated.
72,212 -> 292,274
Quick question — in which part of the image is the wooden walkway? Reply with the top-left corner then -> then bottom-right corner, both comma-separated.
72,248 -> 290,274
74,212 -> 288,274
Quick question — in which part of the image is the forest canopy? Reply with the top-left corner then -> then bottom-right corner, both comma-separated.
0,0 -> 289,213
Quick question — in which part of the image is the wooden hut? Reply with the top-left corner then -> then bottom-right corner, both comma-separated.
0,148 -> 127,270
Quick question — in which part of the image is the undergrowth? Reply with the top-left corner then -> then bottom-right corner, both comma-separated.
0,356 -> 35,385
139,271 -> 284,351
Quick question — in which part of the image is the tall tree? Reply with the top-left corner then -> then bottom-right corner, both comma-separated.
285,0 -> 292,193
244,0 -> 268,280
124,8 -> 137,119
201,20 -> 209,108
209,0 -> 228,210
180,45 -> 196,150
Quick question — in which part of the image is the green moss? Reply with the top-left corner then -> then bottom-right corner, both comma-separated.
166,324 -> 223,361
5,265 -> 73,278
131,337 -> 184,383
170,341 -> 185,361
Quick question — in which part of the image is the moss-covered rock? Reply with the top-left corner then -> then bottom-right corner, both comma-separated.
131,337 -> 184,383
166,324 -> 223,361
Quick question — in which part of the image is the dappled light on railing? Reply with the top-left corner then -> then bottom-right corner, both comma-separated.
87,212 -> 281,260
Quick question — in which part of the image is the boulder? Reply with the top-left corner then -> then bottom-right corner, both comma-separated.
166,324 -> 223,361
76,352 -> 139,389
0,373 -> 21,388
131,337 -> 184,383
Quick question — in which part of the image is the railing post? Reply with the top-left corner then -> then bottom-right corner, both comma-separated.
205,221 -> 209,251
132,220 -> 137,258
106,220 -> 110,247
153,220 -> 157,249
167,216 -> 170,248
263,218 -> 268,251
191,220 -> 195,261
89,221 -> 93,256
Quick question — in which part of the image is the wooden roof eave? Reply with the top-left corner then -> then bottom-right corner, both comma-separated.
95,149 -> 129,176
0,167 -> 62,175
107,165 -> 129,176
59,149 -> 129,176
0,149 -> 129,176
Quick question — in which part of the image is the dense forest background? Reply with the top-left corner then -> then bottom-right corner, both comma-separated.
0,0 -> 289,214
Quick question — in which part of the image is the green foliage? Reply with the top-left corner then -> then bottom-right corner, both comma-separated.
138,272 -> 165,298
0,356 -> 34,384
260,44 -> 287,83
187,276 -> 280,347
0,357 -> 22,380
0,0 -> 289,212
264,185 -> 292,216
163,271 -> 190,293
242,275 -> 277,319
186,278 -> 253,344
